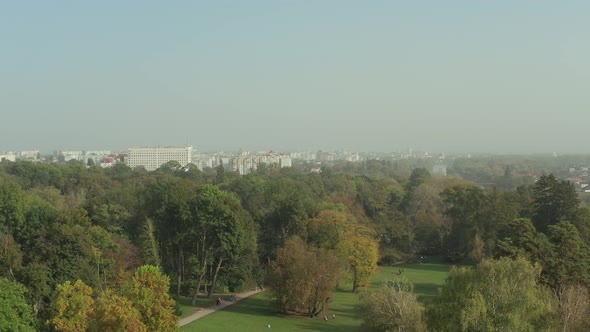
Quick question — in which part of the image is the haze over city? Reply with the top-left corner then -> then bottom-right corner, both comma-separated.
2,1 -> 589,153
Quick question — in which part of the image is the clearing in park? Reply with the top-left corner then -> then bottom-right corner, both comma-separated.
180,257 -> 451,332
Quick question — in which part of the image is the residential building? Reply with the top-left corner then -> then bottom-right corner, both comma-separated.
127,146 -> 192,171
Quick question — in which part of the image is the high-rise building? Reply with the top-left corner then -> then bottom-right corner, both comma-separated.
127,146 -> 192,171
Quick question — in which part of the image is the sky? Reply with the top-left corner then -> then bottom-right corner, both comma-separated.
1,1 -> 589,154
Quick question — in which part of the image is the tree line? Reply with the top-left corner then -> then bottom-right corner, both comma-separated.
1,159 -> 590,330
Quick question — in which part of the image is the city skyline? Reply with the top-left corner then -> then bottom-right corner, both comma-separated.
2,2 -> 590,154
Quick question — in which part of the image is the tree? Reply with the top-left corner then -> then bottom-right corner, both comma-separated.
541,221 -> 590,292
496,218 -> 543,261
359,278 -> 425,332
50,280 -> 94,332
92,290 -> 146,332
0,278 -> 35,332
558,284 -> 590,332
267,237 -> 340,317
307,210 -> 379,292
426,257 -> 557,331
123,265 -> 177,332
215,160 -> 225,184
188,185 -> 256,303
532,174 -> 579,233
0,180 -> 27,236
339,227 -> 379,293
441,184 -> 487,262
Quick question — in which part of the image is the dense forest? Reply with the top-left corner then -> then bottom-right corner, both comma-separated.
1,158 -> 590,331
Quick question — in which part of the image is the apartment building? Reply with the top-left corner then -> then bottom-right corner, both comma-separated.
127,146 -> 192,171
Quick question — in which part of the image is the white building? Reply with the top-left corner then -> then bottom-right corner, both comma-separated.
0,152 -> 16,162
60,150 -> 83,161
432,164 -> 447,176
18,150 -> 40,161
279,156 -> 292,168
127,146 -> 192,171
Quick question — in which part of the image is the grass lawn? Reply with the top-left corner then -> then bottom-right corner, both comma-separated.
180,257 -> 452,331
177,295 -> 219,319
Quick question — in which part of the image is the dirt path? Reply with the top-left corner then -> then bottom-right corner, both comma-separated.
179,289 -> 264,327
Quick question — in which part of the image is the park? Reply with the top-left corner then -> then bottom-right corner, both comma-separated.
179,258 -> 451,331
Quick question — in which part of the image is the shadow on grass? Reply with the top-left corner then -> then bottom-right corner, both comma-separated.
415,282 -> 443,300
176,296 -> 215,318
295,320 -> 361,332
399,263 -> 454,272
215,296 -> 287,319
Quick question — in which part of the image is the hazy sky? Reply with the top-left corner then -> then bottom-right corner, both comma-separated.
1,1 -> 589,153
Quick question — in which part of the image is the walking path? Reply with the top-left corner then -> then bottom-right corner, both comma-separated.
179,289 -> 264,327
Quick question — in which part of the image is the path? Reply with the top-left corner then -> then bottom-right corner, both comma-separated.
179,289 -> 264,327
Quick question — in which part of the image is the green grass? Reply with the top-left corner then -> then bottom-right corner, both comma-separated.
180,257 -> 452,331
371,256 -> 452,302
176,295 -> 218,319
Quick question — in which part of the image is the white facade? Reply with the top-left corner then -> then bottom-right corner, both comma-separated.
0,152 -> 16,162
60,150 -> 83,161
279,157 -> 292,168
18,150 -> 39,161
127,146 -> 192,171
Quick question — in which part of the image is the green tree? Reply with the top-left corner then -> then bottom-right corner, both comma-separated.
0,180 -> 27,236
541,221 -> 590,292
188,185 -> 255,303
215,160 -> 225,184
426,257 -> 557,332
441,184 -> 487,262
532,174 -> 579,233
0,278 -> 35,332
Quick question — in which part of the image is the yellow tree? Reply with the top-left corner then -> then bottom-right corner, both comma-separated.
308,209 -> 379,293
123,265 -> 177,332
50,280 -> 94,332
339,226 -> 379,293
92,290 -> 147,332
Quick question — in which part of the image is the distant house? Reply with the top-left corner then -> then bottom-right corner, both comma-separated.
432,164 -> 447,176
100,157 -> 116,168
310,167 -> 322,174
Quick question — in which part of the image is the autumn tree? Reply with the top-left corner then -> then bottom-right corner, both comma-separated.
50,280 -> 94,332
307,209 -> 379,292
267,237 -> 340,317
91,290 -> 146,332
359,278 -> 425,332
340,226 -> 379,293
122,265 -> 177,332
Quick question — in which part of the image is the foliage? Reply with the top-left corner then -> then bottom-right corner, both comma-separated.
532,174 -> 579,233
267,237 -> 340,316
359,277 -> 426,332
92,290 -> 146,332
339,226 -> 379,292
426,257 -> 558,331
123,265 -> 178,332
0,278 -> 35,332
50,279 -> 94,332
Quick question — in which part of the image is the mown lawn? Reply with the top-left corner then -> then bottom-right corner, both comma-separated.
180,257 -> 452,331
